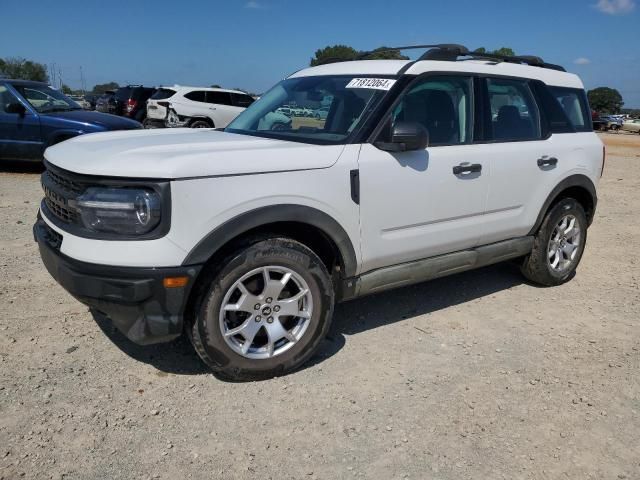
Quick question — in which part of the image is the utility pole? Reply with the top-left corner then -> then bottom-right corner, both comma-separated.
80,66 -> 86,94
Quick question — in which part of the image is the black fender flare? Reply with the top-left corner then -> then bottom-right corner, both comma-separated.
528,174 -> 598,235
182,204 -> 358,277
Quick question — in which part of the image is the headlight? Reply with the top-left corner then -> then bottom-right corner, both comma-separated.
74,187 -> 161,235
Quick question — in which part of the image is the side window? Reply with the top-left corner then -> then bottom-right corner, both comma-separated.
549,87 -> 591,132
487,78 -> 541,141
232,93 -> 254,108
206,91 -> 232,106
0,85 -> 20,113
184,91 -> 206,103
392,76 -> 472,146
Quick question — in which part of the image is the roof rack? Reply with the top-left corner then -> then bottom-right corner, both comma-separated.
315,44 -> 565,72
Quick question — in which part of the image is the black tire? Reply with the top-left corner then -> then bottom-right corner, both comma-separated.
190,120 -> 212,128
521,198 -> 588,286
190,238 -> 334,381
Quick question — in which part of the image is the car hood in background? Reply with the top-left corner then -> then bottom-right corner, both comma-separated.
44,129 -> 345,179
41,110 -> 141,130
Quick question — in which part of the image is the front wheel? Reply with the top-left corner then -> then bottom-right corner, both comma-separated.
521,198 -> 587,286
190,238 -> 334,381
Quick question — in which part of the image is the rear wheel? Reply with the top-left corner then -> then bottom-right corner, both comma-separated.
190,238 -> 334,381
521,198 -> 587,286
190,120 -> 212,128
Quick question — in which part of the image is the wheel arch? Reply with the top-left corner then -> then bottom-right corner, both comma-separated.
46,129 -> 84,147
529,174 -> 597,235
182,204 -> 358,279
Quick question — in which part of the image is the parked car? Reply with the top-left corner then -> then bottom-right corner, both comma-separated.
314,106 -> 329,120
83,94 -> 100,110
621,118 -> 640,134
112,85 -> 156,123
0,80 -> 141,162
35,44 -> 603,380
95,90 -> 116,114
146,85 -> 254,128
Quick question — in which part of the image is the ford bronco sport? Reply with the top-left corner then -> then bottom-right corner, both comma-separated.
34,45 -> 604,380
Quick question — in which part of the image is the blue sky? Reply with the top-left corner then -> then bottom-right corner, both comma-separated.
1,0 -> 639,106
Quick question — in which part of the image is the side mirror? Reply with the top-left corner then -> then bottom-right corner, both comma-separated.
375,121 -> 429,152
6,102 -> 27,115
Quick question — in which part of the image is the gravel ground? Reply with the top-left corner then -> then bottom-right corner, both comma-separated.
1,133 -> 639,480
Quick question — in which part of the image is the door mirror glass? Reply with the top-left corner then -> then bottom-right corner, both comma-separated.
375,121 -> 429,152
5,102 -> 26,115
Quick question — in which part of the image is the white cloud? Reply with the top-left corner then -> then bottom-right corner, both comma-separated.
594,0 -> 635,14
245,1 -> 264,8
574,57 -> 592,65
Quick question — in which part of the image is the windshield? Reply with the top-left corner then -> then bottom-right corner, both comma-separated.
13,84 -> 81,113
226,75 -> 393,144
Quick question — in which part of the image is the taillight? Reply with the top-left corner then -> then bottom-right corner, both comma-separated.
126,99 -> 137,113
601,145 -> 606,177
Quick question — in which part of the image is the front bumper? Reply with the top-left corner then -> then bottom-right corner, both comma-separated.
34,217 -> 202,345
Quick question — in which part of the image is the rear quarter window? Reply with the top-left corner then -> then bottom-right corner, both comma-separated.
184,91 -> 206,102
549,86 -> 592,132
151,88 -> 176,100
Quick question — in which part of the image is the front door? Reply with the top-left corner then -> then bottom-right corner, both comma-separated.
358,75 -> 489,273
0,84 -> 42,161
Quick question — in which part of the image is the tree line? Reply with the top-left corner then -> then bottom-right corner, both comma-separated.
1,53 -> 629,114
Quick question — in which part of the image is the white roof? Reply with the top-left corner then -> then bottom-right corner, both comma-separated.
290,59 -> 583,89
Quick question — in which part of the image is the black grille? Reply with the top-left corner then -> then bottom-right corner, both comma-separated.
44,197 -> 77,223
41,165 -> 85,224
44,168 -> 84,195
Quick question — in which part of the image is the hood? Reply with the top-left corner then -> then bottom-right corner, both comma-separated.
44,128 -> 345,179
41,110 -> 141,130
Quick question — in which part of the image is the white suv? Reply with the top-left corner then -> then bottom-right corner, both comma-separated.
146,85 -> 255,128
35,45 -> 604,380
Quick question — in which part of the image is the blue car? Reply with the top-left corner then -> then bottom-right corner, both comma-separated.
0,79 -> 141,162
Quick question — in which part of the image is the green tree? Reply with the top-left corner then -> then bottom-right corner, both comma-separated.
492,47 -> 516,57
310,44 -> 409,66
588,87 -> 624,114
61,84 -> 73,95
0,57 -> 49,82
210,84 -> 222,88
310,45 -> 358,66
92,82 -> 119,93
361,47 -> 409,61
474,47 -> 516,56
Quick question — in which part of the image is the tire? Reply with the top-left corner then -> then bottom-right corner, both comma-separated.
190,238 -> 334,381
190,120 -> 212,129
521,198 -> 588,286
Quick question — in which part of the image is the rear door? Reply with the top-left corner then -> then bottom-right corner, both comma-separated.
0,84 -> 42,161
477,77 -> 571,244
206,91 -> 239,127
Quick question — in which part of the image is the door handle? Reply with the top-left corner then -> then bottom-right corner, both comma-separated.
537,157 -> 558,167
453,163 -> 482,175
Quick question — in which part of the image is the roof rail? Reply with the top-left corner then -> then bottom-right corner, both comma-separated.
313,44 -> 565,72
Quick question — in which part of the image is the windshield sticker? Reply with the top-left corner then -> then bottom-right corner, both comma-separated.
346,78 -> 396,91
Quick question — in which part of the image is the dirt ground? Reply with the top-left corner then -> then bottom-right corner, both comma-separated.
1,132 -> 638,480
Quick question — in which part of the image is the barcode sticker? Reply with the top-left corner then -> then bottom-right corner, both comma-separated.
346,78 -> 396,90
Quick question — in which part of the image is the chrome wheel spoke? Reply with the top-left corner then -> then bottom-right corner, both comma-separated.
223,284 -> 260,313
266,319 -> 297,349
261,268 -> 291,301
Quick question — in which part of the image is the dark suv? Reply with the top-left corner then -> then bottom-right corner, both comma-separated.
0,80 -> 141,162
113,85 -> 155,122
